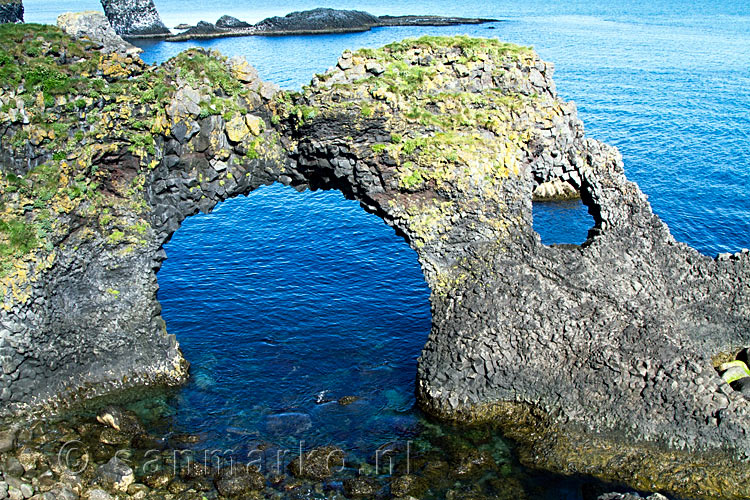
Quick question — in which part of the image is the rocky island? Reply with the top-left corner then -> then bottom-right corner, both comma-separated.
0,18 -> 749,500
168,8 -> 499,42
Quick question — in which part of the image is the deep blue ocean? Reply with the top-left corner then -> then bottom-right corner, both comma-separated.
25,1 -> 750,497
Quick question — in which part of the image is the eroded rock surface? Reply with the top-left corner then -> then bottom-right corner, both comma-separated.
100,0 -> 170,37
57,11 -> 141,55
0,26 -> 749,497
0,0 -> 22,24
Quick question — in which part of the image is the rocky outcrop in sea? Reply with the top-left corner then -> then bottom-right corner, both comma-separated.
0,0 -> 23,24
1,24 -> 749,498
169,8 -> 497,41
100,0 -> 170,37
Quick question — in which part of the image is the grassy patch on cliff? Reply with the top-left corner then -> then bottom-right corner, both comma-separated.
357,35 -> 533,63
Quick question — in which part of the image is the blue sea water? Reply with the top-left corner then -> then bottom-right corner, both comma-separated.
24,1 -> 750,496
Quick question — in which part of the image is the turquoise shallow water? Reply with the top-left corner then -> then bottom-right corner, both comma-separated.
22,1 -> 750,496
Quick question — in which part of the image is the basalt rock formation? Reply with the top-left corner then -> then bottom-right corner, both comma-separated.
168,8 -> 497,41
0,0 -> 22,24
1,25 -> 749,498
100,0 -> 170,38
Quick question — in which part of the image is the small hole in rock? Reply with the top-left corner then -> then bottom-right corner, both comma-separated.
532,180 -> 596,246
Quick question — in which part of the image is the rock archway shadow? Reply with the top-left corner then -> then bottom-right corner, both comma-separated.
1,30 -> 750,497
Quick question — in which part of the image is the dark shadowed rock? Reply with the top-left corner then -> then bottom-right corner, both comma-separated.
175,20 -> 224,38
0,427 -> 17,452
0,0 -> 23,24
288,446 -> 345,480
343,476 -> 380,497
216,15 -> 251,29
264,412 -> 312,436
254,8 -> 379,33
100,0 -> 170,37
214,466 -> 264,497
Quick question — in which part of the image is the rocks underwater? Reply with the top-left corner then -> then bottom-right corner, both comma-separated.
0,21 -> 749,498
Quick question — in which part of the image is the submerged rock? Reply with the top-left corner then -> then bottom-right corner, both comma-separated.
100,0 -> 170,37
337,395 -> 359,406
289,446 -> 345,480
264,412 -> 312,436
0,0 -> 23,24
343,476 -> 380,497
95,456 -> 135,492
214,466 -> 264,497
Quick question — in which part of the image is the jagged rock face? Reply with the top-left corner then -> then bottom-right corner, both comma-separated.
0,0 -> 23,24
215,15 -> 251,29
0,28 -> 749,496
57,11 -> 141,55
100,0 -> 170,37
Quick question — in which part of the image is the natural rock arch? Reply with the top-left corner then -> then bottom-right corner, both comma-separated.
1,29 -> 750,496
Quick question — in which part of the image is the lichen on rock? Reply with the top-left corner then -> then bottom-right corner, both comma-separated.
57,11 -> 142,56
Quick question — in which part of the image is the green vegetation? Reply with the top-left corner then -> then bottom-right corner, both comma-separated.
171,49 -> 242,96
357,35 -> 533,63
0,218 -> 37,260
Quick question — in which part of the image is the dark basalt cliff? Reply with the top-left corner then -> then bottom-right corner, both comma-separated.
100,0 -> 170,37
1,25 -> 749,497
0,0 -> 23,24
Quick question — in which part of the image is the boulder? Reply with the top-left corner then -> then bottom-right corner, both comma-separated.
0,427 -> 17,453
214,466 -> 264,497
225,115 -> 250,143
288,446 -> 345,480
343,477 -> 379,497
57,11 -> 142,55
95,457 -> 134,492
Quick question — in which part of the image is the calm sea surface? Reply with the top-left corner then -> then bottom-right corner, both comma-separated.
24,1 -> 750,497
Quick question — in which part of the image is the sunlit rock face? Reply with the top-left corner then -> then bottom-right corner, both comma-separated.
0,27 -> 749,496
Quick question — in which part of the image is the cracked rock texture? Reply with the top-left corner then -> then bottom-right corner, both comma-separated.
57,11 -> 142,56
100,0 -> 170,37
0,28 -> 749,496
0,0 -> 22,24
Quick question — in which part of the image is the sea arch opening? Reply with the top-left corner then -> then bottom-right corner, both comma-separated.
155,182 -> 431,456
